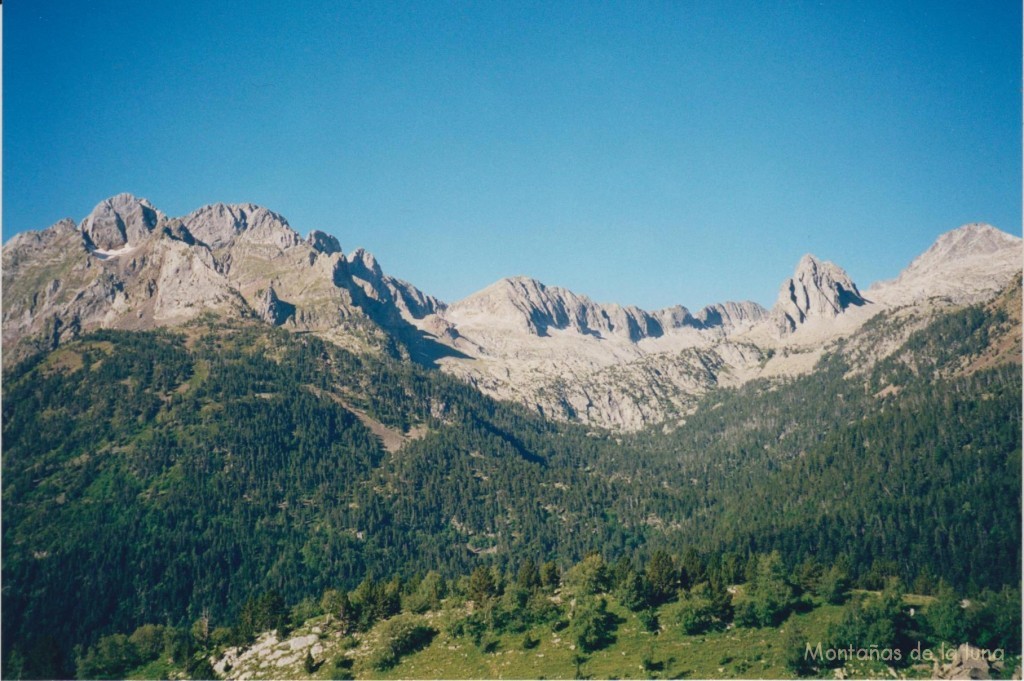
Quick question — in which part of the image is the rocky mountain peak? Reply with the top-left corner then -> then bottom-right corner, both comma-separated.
183,202 -> 300,250
307,230 -> 342,255
772,254 -> 865,334
867,223 -> 1021,306
903,223 -> 1020,272
81,193 -> 165,251
347,248 -> 383,279
653,305 -> 695,330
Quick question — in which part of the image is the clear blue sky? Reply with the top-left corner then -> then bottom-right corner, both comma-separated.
4,1 -> 1021,309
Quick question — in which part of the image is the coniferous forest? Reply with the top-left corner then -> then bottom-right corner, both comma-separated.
2,291 -> 1020,679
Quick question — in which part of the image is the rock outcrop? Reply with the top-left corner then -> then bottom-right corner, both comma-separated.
256,285 -> 295,326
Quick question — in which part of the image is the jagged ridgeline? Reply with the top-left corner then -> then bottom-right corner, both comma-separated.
3,278 -> 1020,677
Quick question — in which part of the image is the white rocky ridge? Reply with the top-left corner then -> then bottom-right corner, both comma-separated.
3,195 -> 1020,431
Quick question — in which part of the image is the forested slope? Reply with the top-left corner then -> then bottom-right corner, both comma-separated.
2,283 -> 1019,677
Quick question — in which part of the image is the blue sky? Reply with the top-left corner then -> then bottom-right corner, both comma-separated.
4,1 -> 1021,309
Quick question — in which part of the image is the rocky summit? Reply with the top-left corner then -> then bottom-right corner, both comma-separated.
770,254 -> 866,334
3,194 -> 1021,431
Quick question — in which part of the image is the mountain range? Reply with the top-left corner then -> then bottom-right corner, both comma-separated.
3,193 -> 1020,430
3,193 -> 1022,680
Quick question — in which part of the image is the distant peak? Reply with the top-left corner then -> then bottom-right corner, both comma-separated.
347,248 -> 383,278
81,193 -> 164,251
797,253 -> 822,267
88,192 -> 160,214
307,230 -> 342,255
928,223 -> 1019,253
772,253 -> 865,333
183,202 -> 298,250
502,275 -> 546,288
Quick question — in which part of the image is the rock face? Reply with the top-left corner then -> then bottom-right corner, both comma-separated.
182,202 -> 301,251
771,254 -> 866,334
445,276 -> 718,342
694,301 -> 768,332
256,286 -> 295,326
4,197 -> 1019,431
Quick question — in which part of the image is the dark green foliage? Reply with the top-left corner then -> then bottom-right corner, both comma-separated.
517,558 -> 542,591
404,571 -> 447,614
303,650 -> 316,674
825,579 -> 917,666
624,301 -> 1021,600
569,596 -> 618,653
671,591 -> 716,635
735,552 -> 795,628
565,554 -> 611,597
815,565 -> 850,605
187,655 -> 217,680
926,581 -> 965,645
234,591 -> 289,643
678,547 -> 706,590
320,589 -> 355,631
615,569 -> 650,612
645,550 -> 678,606
75,634 -> 139,680
350,577 -> 401,631
468,566 -> 498,604
637,608 -> 660,633
540,561 -> 561,592
962,586 -> 1022,654
668,582 -> 732,635
783,623 -> 814,677
128,624 -> 166,663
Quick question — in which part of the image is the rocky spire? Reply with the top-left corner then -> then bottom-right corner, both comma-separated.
771,254 -> 865,333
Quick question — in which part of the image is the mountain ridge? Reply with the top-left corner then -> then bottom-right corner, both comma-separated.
4,193 -> 1020,430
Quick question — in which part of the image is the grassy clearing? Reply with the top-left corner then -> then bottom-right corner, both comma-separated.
361,597 -> 850,680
